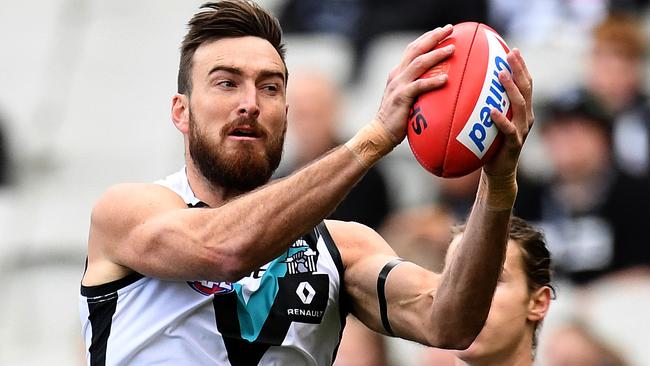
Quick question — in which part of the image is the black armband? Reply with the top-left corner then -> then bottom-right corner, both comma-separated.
377,258 -> 404,336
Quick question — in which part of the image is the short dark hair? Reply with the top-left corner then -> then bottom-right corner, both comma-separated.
452,216 -> 554,353
507,216 -> 554,294
178,0 -> 287,95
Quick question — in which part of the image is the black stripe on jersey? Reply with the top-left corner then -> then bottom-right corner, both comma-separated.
212,229 -> 326,365
316,222 -> 345,302
305,227 -> 320,251
316,222 -> 350,363
86,293 -> 118,366
81,271 -> 144,297
197,198 -> 288,364
213,292 -> 273,366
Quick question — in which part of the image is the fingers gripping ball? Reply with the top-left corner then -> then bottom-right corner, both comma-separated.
408,22 -> 513,177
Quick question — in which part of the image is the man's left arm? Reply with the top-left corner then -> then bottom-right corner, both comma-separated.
330,49 -> 534,349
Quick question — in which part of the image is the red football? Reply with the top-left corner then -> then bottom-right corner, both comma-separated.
407,22 -> 512,178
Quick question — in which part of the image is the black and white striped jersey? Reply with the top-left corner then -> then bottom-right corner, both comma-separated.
79,167 -> 348,365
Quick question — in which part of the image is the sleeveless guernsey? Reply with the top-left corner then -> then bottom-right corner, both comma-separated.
79,167 -> 348,365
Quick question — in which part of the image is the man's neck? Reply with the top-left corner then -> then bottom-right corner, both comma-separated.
184,160 -> 246,208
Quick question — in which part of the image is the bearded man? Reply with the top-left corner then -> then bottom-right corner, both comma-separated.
79,1 -> 535,365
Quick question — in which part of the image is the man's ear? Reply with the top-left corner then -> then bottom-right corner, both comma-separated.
528,286 -> 552,322
172,93 -> 190,134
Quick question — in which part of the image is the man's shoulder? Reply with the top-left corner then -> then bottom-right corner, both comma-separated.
324,220 -> 394,265
96,182 -> 184,209
324,219 -> 375,243
84,182 -> 189,285
91,183 -> 187,230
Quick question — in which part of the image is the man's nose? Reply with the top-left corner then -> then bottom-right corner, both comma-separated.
237,85 -> 260,119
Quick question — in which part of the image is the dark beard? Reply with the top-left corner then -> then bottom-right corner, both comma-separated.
188,111 -> 285,192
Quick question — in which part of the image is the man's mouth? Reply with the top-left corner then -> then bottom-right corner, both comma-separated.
227,125 -> 262,140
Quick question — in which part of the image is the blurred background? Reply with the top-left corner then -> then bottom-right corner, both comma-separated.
0,0 -> 648,365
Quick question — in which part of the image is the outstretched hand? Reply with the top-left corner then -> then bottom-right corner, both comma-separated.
483,49 -> 535,178
375,25 -> 456,142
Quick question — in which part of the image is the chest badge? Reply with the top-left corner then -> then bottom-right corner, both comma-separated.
188,280 -> 234,296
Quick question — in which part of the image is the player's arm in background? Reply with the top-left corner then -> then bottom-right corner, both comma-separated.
83,27 -> 457,287
331,47 -> 534,349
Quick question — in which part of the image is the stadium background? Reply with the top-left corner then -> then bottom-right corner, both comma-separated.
0,0 -> 648,365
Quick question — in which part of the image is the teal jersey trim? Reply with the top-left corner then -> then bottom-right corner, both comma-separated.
234,246 -> 308,341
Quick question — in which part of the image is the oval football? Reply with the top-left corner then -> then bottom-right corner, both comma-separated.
407,22 -> 512,178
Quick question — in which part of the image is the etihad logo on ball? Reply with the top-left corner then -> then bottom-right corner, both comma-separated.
456,28 -> 512,158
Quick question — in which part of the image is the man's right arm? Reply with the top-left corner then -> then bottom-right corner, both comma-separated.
84,25 -> 456,286
85,146 -> 371,285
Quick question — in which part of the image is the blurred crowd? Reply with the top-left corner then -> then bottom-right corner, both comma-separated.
0,113 -> 8,187
272,1 -> 650,365
0,0 -> 649,365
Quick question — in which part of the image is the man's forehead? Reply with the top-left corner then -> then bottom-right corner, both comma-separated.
192,36 -> 285,76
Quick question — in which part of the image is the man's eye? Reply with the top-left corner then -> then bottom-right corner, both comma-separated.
217,80 -> 236,88
263,84 -> 278,92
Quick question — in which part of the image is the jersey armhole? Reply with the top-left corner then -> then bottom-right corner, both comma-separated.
316,221 -> 350,364
80,271 -> 144,297
316,222 -> 349,315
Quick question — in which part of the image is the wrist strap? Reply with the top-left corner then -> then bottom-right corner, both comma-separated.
345,119 -> 398,168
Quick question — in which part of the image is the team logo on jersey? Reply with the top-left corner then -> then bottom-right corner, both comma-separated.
284,239 -> 318,274
210,229 -> 334,365
277,238 -> 328,322
187,280 -> 234,296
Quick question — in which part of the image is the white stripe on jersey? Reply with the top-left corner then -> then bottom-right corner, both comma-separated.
79,167 -> 347,365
